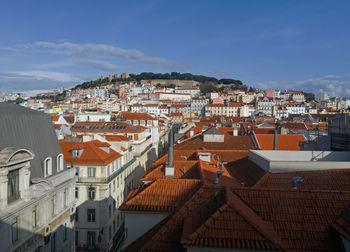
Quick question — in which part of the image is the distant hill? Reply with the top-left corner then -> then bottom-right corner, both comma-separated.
73,72 -> 245,91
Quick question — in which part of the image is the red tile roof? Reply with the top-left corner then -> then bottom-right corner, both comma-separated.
119,179 -> 202,212
105,135 -> 130,142
280,122 -> 307,131
181,187 -> 283,250
60,140 -> 122,165
142,161 -> 199,181
175,135 -> 255,151
254,169 -> 350,191
255,134 -> 305,150
51,115 -> 59,122
234,188 -> 350,251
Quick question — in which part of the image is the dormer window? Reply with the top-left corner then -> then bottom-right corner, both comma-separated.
57,154 -> 64,172
72,149 -> 83,157
44,157 -> 52,177
7,169 -> 20,204
99,147 -> 110,153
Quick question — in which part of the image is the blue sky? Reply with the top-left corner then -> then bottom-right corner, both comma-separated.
0,0 -> 349,97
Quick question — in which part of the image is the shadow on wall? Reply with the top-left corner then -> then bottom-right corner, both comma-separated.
75,196 -> 126,252
0,219 -> 75,252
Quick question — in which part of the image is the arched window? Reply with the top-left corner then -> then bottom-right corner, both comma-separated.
44,157 -> 52,177
57,154 -> 64,172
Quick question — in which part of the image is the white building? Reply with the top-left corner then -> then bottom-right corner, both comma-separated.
61,139 -> 136,251
175,87 -> 200,97
0,103 -> 76,252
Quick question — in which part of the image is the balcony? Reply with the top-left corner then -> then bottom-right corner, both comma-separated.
77,158 -> 136,184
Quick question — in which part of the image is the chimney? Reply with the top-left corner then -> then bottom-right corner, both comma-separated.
190,128 -> 194,137
292,176 -> 304,189
165,128 -> 174,177
233,128 -> 238,136
273,129 -> 278,150
212,171 -> 224,185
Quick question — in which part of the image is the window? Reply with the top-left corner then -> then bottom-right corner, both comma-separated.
51,196 -> 55,217
63,223 -> 67,241
109,204 -> 111,217
57,154 -> 64,172
51,232 -> 56,252
72,150 -> 80,157
75,187 -> 79,199
11,217 -> 19,244
88,167 -> 96,177
7,169 -> 20,204
88,187 -> 95,200
75,167 -> 79,176
61,190 -> 66,208
87,231 -> 95,247
113,180 -> 115,192
113,200 -> 116,213
44,157 -> 52,177
32,206 -> 38,228
75,231 -> 79,246
87,209 -> 96,222
109,225 -> 111,240
109,184 -> 111,196
75,208 -> 79,222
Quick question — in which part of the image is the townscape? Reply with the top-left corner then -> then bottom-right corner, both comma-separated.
1,73 -> 350,251
1,1 -> 350,251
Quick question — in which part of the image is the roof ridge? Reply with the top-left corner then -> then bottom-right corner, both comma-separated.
228,188 -> 284,249
141,184 -> 207,250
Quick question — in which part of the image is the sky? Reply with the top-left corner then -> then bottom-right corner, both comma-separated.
0,0 -> 349,97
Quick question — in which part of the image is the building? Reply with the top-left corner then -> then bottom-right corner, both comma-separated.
174,87 -> 200,97
191,97 -> 208,116
121,73 -> 130,79
60,140 -> 135,251
329,114 -> 350,151
205,102 -> 242,117
0,103 -> 76,252
256,97 -> 275,116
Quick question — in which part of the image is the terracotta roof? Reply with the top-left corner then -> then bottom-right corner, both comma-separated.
174,135 -> 255,151
198,160 -> 240,187
142,161 -> 200,181
119,112 -> 156,120
181,187 -> 283,250
234,188 -> 350,251
71,122 -> 146,133
280,122 -> 307,131
332,206 -> 350,241
254,169 -> 350,191
51,115 -> 59,122
254,128 -> 275,134
59,140 -> 122,165
119,179 -> 202,212
53,124 -> 62,129
255,134 -> 305,150
105,135 -> 130,141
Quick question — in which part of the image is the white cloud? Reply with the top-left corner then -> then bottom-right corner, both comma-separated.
5,70 -> 83,83
19,41 -> 184,69
251,74 -> 350,98
72,59 -> 122,71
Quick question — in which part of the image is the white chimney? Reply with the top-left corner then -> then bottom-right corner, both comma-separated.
233,128 -> 238,136
165,166 -> 175,176
190,128 -> 194,137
